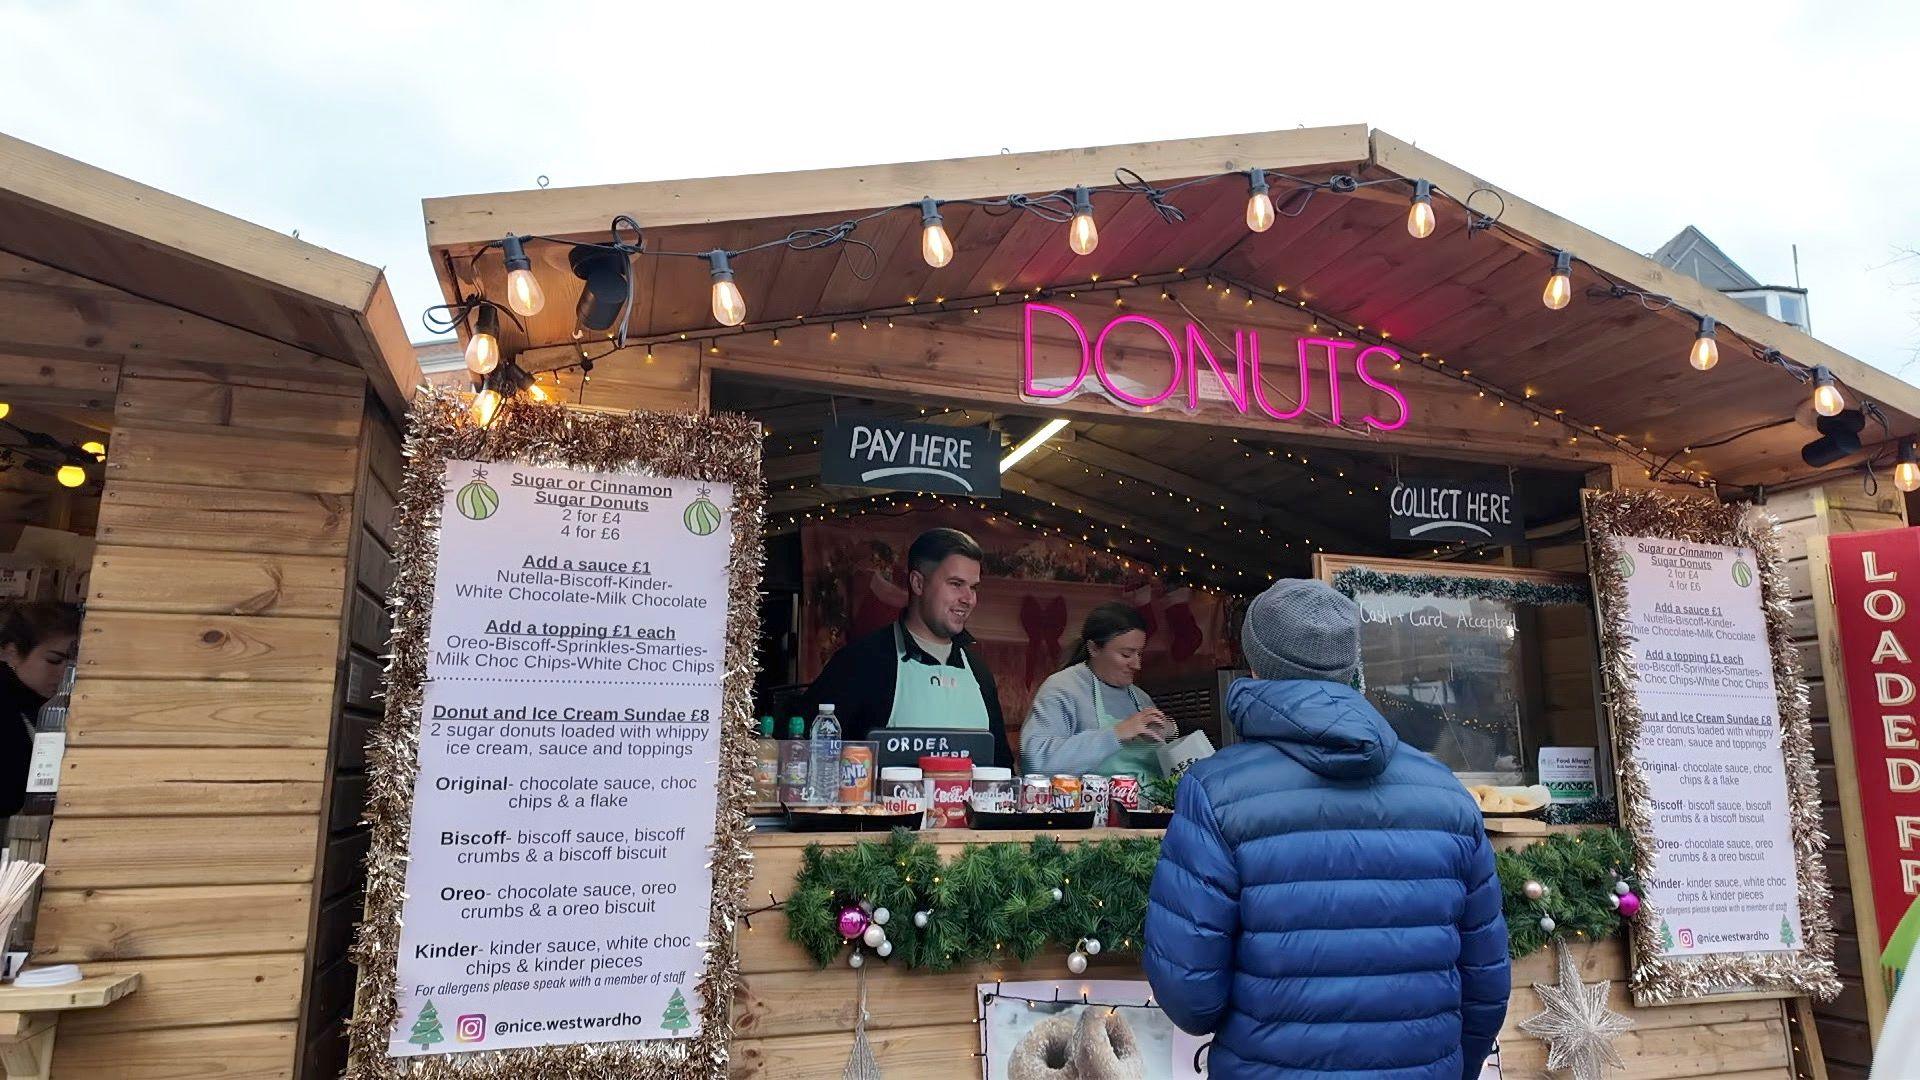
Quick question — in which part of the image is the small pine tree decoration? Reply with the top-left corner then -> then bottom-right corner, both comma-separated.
1660,920 -> 1676,951
409,1000 -> 444,1049
660,988 -> 692,1033
1781,914 -> 1797,948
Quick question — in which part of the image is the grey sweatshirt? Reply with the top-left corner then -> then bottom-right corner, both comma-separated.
1018,663 -> 1157,776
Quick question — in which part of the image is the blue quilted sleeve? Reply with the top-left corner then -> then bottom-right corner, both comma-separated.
1143,775 -> 1241,1035
1456,830 -> 1510,1079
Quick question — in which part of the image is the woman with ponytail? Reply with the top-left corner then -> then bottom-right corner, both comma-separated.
1019,602 -> 1173,778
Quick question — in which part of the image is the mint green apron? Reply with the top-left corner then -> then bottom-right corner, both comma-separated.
886,625 -> 992,731
1087,665 -> 1164,778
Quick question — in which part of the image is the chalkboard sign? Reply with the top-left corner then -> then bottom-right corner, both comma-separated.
1388,478 -> 1522,543
821,416 -> 1000,498
875,728 -> 1000,769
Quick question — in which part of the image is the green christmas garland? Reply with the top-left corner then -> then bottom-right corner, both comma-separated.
1330,567 -> 1591,607
787,826 -> 1639,969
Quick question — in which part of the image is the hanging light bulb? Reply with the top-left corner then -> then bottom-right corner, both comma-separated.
470,388 -> 502,426
0,402 -> 9,420
1542,251 -> 1572,310
464,305 -> 501,375
80,440 -> 107,460
1245,168 -> 1275,233
1067,186 -> 1098,256
919,198 -> 953,268
1407,179 -> 1436,239
525,377 -> 550,403
55,464 -> 86,488
706,250 -> 747,326
1897,439 -> 1920,493
501,234 -> 545,317
1811,365 -> 1845,417
1689,315 -> 1719,371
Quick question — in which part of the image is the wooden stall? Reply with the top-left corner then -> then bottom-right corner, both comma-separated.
0,133 -> 416,1079
412,126 -> 1920,1080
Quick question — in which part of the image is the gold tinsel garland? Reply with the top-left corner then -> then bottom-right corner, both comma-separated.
1582,488 -> 1838,1003
343,389 -> 766,1079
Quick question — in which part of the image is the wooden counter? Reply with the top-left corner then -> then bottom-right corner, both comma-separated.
732,827 -> 1796,1080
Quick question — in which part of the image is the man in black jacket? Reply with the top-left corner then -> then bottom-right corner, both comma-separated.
801,528 -> 1011,767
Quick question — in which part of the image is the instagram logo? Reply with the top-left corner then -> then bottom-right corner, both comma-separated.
1678,929 -> 1695,949
455,1014 -> 487,1043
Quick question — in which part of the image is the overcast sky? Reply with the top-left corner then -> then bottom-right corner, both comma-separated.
5,1 -> 1917,373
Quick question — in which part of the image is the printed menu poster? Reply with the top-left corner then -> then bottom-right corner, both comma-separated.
387,459 -> 734,1057
1614,536 -> 1803,957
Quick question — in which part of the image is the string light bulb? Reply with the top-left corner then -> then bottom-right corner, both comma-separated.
55,464 -> 86,488
0,402 -> 9,420
1244,168 -> 1275,233
1542,250 -> 1573,310
1688,315 -> 1719,371
705,250 -> 747,326
919,198 -> 953,268
1811,365 -> 1844,417
1407,179 -> 1435,239
1897,439 -> 1920,494
464,305 -> 501,375
470,388 -> 502,426
1067,186 -> 1098,256
501,234 -> 544,317
81,440 -> 106,460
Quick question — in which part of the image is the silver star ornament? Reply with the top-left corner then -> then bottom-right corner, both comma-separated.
1517,939 -> 1634,1080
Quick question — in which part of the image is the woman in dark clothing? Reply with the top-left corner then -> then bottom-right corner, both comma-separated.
0,603 -> 80,821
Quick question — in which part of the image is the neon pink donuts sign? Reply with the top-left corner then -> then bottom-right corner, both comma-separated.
1019,302 -> 1409,431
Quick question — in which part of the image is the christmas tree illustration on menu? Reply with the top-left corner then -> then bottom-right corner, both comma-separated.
1780,914 -> 1797,948
410,1000 -> 445,1049
661,988 -> 692,1033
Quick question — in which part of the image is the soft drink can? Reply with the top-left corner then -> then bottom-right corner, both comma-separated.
1050,774 -> 1083,813
1020,774 -> 1053,813
1080,774 -> 1111,825
838,744 -> 875,804
1109,774 -> 1140,827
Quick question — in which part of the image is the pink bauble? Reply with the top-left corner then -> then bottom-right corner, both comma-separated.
838,906 -> 870,939
1617,892 -> 1641,918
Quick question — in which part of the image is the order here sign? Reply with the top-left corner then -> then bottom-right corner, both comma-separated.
1827,528 -> 1920,995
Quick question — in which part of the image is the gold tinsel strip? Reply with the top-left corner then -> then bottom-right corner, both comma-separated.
344,389 -> 766,1079
1583,488 -> 1839,1004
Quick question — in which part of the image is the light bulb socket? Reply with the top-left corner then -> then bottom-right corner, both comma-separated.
501,233 -> 532,273
571,245 -> 631,332
1901,438 -> 1920,466
473,303 -> 499,339
919,198 -> 943,229
1411,178 -> 1431,206
705,249 -> 735,283
1811,365 -> 1837,391
1551,250 -> 1572,276
1247,168 -> 1269,197
1071,185 -> 1093,217
1695,315 -> 1716,340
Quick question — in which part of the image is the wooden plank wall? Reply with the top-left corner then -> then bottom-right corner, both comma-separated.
297,396 -> 399,1079
1769,482 -> 1908,1080
731,830 -> 1794,1079
7,246 -> 369,1079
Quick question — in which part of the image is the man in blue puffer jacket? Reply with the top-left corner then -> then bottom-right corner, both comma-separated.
1144,579 -> 1509,1079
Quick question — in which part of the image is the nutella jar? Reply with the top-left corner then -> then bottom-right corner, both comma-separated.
970,766 -> 1015,815
879,766 -> 925,818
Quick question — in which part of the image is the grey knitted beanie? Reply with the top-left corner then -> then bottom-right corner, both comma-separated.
1241,579 -> 1360,684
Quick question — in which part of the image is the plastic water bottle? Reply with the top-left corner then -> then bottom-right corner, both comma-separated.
805,704 -> 841,804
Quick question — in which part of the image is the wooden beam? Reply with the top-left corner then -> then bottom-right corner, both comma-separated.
1001,472 -> 1278,580
425,126 -> 1372,252
1369,130 -> 1920,426
1059,433 -> 1375,553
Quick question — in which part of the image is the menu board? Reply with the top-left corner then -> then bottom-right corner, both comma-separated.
387,458 -> 734,1057
1614,536 -> 1803,957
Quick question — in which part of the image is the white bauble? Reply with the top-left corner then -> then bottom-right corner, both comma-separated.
913,911 -> 930,929
872,907 -> 891,927
1613,880 -> 1632,896
1607,894 -> 1620,910
1067,951 -> 1088,975
849,951 -> 865,969
1085,938 -> 1102,956
877,940 -> 894,958
862,924 -> 887,949
1539,916 -> 1556,933
1051,887 -> 1064,902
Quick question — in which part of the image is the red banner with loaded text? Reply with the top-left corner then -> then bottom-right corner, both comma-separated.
1827,528 -> 1920,993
